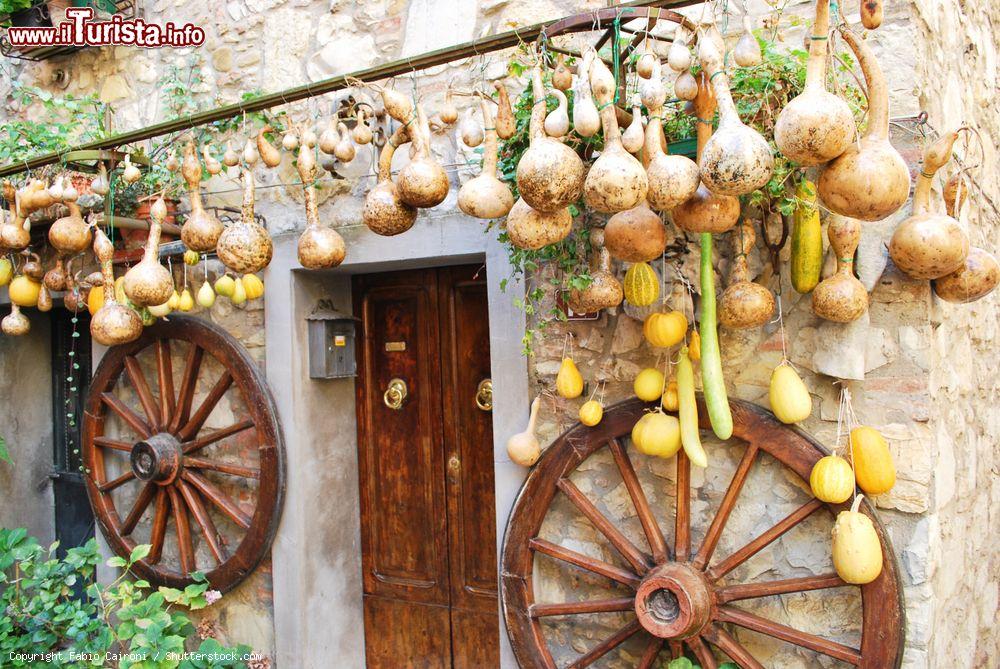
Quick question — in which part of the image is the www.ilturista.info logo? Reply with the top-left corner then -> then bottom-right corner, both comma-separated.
5,7 -> 205,49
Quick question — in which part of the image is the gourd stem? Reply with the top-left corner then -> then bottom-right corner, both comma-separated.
598,104 -> 623,149
529,67 -> 547,141
850,494 -> 865,514
839,29 -> 888,139
804,0 -> 831,88
913,131 -> 958,215
479,98 -> 499,177
101,259 -> 115,303
527,396 -> 540,432
143,202 -> 163,263
241,168 -> 255,226
378,125 -> 409,182
643,105 -> 665,164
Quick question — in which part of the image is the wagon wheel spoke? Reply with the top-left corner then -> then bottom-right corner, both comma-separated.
120,482 -> 157,536
124,355 -> 162,431
566,619 -> 642,669
167,485 -> 196,575
178,371 -> 234,442
155,339 -> 175,426
99,470 -> 136,493
669,641 -> 683,659
169,344 -> 203,434
636,637 -> 664,669
182,419 -> 255,456
687,635 -> 718,669
707,498 -> 824,581
93,436 -> 132,452
182,469 -> 252,529
715,606 -> 862,665
715,573 -> 846,604
184,456 -> 260,479
101,392 -> 152,439
702,623 -> 764,669
674,452 -> 690,562
608,438 -> 668,563
557,478 -> 653,574
148,488 -> 169,564
692,443 -> 759,570
177,479 -> 230,566
529,538 -> 640,589
528,597 -> 634,618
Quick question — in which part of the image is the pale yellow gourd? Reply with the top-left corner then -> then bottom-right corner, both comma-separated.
850,426 -> 895,495
579,400 -> 603,427
508,396 -> 542,466
832,495 -> 883,585
634,368 -> 665,402
556,358 -> 584,399
810,455 -> 855,504
632,410 -> 681,458
769,364 -> 812,424
643,311 -> 687,348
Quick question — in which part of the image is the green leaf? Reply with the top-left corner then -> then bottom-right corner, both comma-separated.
0,436 -> 11,465
129,544 -> 152,563
107,556 -> 127,568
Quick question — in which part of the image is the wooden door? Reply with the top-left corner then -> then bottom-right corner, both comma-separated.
354,265 -> 499,669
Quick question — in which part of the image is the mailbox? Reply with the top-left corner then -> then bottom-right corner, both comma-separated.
306,300 -> 359,379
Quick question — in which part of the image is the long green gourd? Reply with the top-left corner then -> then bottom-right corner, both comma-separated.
699,232 -> 733,439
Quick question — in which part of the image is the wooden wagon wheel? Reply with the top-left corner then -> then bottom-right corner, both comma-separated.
82,315 -> 284,593
501,397 -> 904,668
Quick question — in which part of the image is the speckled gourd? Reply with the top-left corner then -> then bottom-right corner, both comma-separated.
458,98 -> 514,220
364,125 -> 419,235
217,167 -> 274,273
811,215 -> 868,322
719,222 -> 774,329
123,196 -> 174,307
180,141 -> 223,252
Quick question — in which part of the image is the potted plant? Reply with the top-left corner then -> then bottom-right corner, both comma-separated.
0,0 -> 69,28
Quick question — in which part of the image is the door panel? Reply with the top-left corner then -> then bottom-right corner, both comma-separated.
355,265 -> 499,668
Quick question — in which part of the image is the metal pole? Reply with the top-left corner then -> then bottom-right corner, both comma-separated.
0,0 -> 698,179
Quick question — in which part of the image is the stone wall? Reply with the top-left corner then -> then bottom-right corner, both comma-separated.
1,0 -> 997,667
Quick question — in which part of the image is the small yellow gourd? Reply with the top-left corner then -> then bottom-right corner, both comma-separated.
769,364 -> 812,424
832,495 -> 883,585
579,400 -> 603,427
632,411 -> 681,458
810,455 -> 855,504
214,274 -> 236,297
556,357 -> 584,399
623,261 -> 659,306
0,258 -> 13,286
850,426 -> 895,495
508,396 -> 541,466
643,311 -> 687,348
633,368 -> 665,402
183,249 -> 201,266
688,330 -> 701,361
242,274 -> 265,300
178,288 -> 195,312
167,290 -> 181,311
661,380 -> 679,412
197,282 -> 216,308
230,277 -> 247,305
148,300 -> 172,318
8,275 -> 41,307
88,286 -> 105,316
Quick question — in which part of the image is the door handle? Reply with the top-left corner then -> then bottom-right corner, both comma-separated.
383,378 -> 408,410
475,379 -> 493,412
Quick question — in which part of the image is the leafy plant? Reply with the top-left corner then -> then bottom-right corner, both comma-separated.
0,528 -> 256,668
0,436 -> 10,466
0,81 -> 108,166
0,0 -> 33,17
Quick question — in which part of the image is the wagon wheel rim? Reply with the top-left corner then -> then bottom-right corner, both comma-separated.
501,397 -> 905,669
82,315 -> 284,593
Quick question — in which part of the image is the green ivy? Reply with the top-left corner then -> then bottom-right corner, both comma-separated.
0,81 -> 108,166
0,528 -> 254,668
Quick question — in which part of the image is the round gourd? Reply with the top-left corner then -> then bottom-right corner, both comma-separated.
633,411 -> 681,458
661,380 -> 679,412
810,455 -> 855,504
832,496 -> 883,585
769,365 -> 812,424
623,262 -> 659,306
634,368 -> 665,402
644,311 -> 687,348
8,275 -> 41,307
579,400 -> 603,427
850,426 -> 895,495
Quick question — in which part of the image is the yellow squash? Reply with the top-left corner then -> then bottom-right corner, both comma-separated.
8,275 -> 41,307
810,455 -> 855,504
632,410 -> 681,458
87,285 -> 105,316
242,273 -> 265,299
623,261 -> 659,306
556,357 -> 584,399
832,495 -> 883,585
0,258 -> 12,286
579,400 -> 603,427
769,364 -> 812,424
633,368 -> 665,402
661,380 -> 679,412
643,310 -> 687,348
791,179 -> 823,294
850,426 -> 895,495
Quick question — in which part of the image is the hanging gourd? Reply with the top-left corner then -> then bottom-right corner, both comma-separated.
775,0 -> 855,166
121,155 -> 141,184
674,70 -> 698,101
505,201 -> 572,250
333,123 -> 356,163
635,40 -> 657,79
91,163 -> 110,196
733,16 -> 762,67
123,196 -> 174,307
812,215 -> 868,322
494,81 -> 516,140
62,261 -> 87,314
214,274 -> 236,297
933,247 -> 1000,304
667,25 -> 692,72
460,108 -> 485,147
48,201 -> 92,255
242,273 -> 265,300
552,54 -> 572,91
831,495 -> 883,585
1,303 -> 29,336
458,98 -> 514,221
196,281 -> 216,309
507,396 -> 541,466
768,364 -> 812,424
242,137 -> 260,166
180,141 -> 223,253
676,346 -> 707,466
673,73 -> 740,234
850,426 -> 895,495
633,368 -> 665,402
861,0 -> 883,29
810,455 -> 855,504
1,182 -> 30,250
571,49 -> 600,138
217,168 -> 274,274
543,90 -> 570,139
319,119 -> 340,155
516,65 -> 585,213
644,101 -> 699,213
90,229 -> 142,347
365,125 -> 419,235
567,230 -> 622,313
791,179 -> 824,293
352,109 -> 374,145
178,286 -> 195,311
583,52 -> 648,213
719,221 -> 775,329
223,142 -> 240,167
578,399 -> 603,427
696,30 -> 773,196
296,140 -> 346,269
818,29 -> 909,221
889,131 -> 969,279
8,273 -> 41,308
620,98 -> 645,154
439,90 -> 458,126
397,103 -> 450,209
282,130 -> 300,151
698,230 -> 733,441
623,261 -> 659,306
639,55 -> 667,111
555,357 -> 584,399
604,202 -> 666,263
257,125 -> 282,168
644,311 -> 687,349
202,145 -> 223,175
632,410 -> 681,458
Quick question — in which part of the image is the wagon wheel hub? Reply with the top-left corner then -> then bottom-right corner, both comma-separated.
130,433 -> 183,485
634,563 -> 712,640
